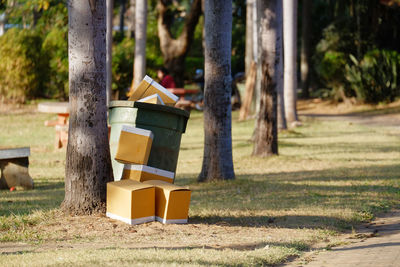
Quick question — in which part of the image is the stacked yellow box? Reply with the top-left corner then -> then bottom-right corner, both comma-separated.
106,180 -> 155,225
107,76 -> 191,225
115,125 -> 153,165
122,164 -> 175,184
128,75 -> 179,106
144,180 -> 191,224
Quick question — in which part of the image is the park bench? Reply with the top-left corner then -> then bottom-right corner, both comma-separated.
38,102 -> 69,149
0,147 -> 34,190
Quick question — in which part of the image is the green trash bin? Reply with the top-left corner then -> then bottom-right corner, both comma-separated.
109,101 -> 190,180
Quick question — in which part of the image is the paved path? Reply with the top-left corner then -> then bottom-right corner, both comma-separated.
285,211 -> 400,267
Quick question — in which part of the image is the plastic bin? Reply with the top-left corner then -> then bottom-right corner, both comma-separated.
109,101 -> 189,180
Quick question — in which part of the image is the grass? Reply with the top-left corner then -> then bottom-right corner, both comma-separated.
0,103 -> 399,266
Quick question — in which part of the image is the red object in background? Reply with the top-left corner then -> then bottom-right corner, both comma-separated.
160,75 -> 176,89
10,187 -> 16,192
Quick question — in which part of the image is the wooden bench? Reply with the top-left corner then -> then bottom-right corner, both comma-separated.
38,102 -> 69,149
0,147 -> 34,190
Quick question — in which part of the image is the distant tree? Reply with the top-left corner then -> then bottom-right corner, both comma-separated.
198,0 -> 235,182
157,0 -> 202,87
132,0 -> 147,88
253,0 -> 282,156
283,0 -> 299,124
300,0 -> 311,98
63,0 -> 112,214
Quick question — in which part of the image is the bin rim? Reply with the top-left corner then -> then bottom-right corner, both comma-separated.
109,100 -> 190,118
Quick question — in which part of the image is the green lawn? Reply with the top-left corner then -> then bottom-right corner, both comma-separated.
0,105 -> 399,266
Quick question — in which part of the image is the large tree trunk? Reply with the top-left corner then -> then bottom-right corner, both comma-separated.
198,0 -> 235,182
300,0 -> 311,98
106,0 -> 114,105
63,0 -> 113,215
157,0 -> 202,87
253,0 -> 281,157
132,0 -> 147,89
245,0 -> 253,78
283,0 -> 299,124
277,9 -> 286,131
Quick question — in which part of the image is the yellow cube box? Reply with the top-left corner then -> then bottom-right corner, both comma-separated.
122,164 -> 175,184
129,75 -> 152,101
115,125 -> 154,165
137,93 -> 165,105
106,179 -> 155,225
140,79 -> 179,106
143,180 -> 191,224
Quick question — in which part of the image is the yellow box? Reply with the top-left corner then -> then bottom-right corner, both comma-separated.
137,93 -> 165,105
115,125 -> 153,165
122,164 -> 175,183
141,79 -> 179,106
128,75 -> 178,106
129,75 -> 152,101
143,180 -> 191,224
106,179 -> 155,225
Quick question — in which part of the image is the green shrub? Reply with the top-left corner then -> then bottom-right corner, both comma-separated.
345,49 -> 400,103
112,37 -> 135,97
0,28 -> 48,103
42,26 -> 68,100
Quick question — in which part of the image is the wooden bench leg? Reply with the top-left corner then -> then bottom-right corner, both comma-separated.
0,157 -> 34,190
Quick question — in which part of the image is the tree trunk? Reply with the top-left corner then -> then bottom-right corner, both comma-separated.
63,0 -> 113,215
245,0 -> 253,78
157,0 -> 202,87
127,0 -> 135,38
119,0 -> 127,35
276,1 -> 286,130
300,0 -> 311,99
252,0 -> 281,157
106,0 -> 114,105
132,0 -> 147,89
283,0 -> 299,124
198,0 -> 235,182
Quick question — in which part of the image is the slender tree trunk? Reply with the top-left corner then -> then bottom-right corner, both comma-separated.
119,0 -> 127,35
63,0 -> 113,215
245,0 -> 253,78
128,0 -> 135,38
283,0 -> 299,124
253,0 -> 281,157
157,0 -> 202,87
106,0 -> 114,105
198,0 -> 234,182
0,14 -> 5,36
276,0 -> 286,130
132,0 -> 147,89
300,0 -> 311,99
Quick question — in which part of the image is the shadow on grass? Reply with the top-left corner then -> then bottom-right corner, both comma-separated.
0,181 -> 64,216
178,164 -> 400,230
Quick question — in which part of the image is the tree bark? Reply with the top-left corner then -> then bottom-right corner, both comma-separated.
133,0 -> 147,89
253,0 -> 281,157
157,0 -> 202,87
63,0 -> 113,215
106,0 -> 114,105
276,1 -> 286,130
300,0 -> 311,99
198,0 -> 235,182
283,0 -> 299,124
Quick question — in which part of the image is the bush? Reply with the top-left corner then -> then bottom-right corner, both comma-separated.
345,49 -> 400,103
42,26 -> 68,100
0,28 -> 48,103
112,37 -> 135,97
